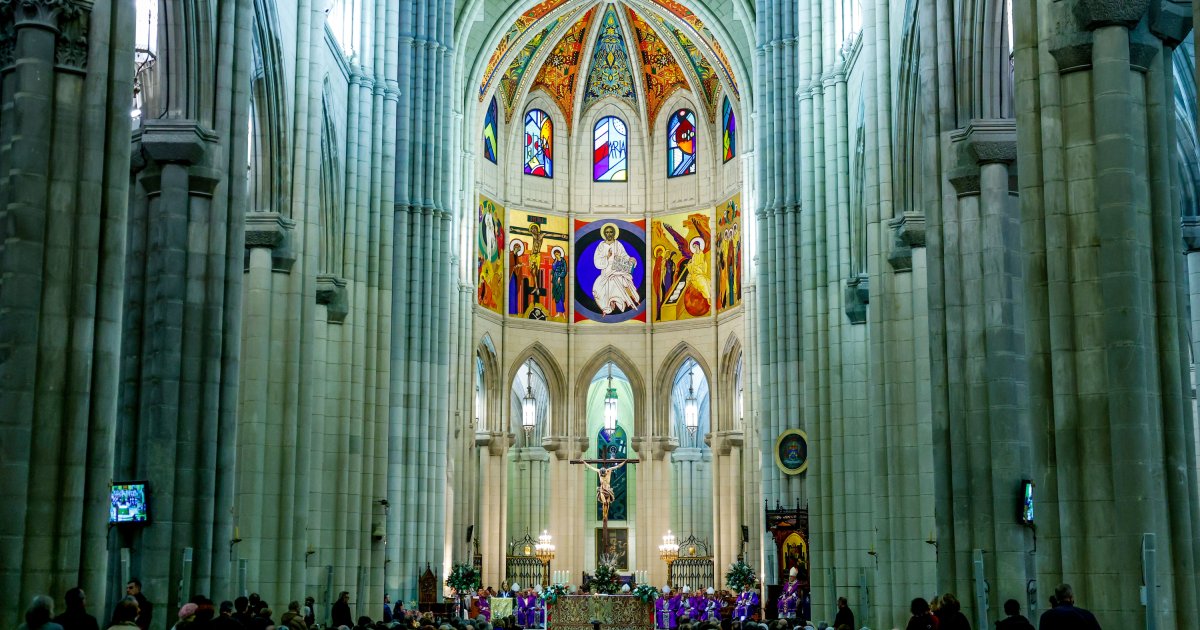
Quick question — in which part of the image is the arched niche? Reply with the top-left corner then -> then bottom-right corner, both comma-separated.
716,333 -> 743,433
476,333 -> 503,432
573,346 -> 646,440
653,341 -> 713,437
506,342 -> 568,436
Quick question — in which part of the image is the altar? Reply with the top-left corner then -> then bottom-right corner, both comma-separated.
549,595 -> 652,630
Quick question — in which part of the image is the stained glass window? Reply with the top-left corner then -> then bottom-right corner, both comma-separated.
593,116 -> 628,182
667,108 -> 697,177
722,98 -> 736,163
524,109 -> 553,178
483,97 -> 498,164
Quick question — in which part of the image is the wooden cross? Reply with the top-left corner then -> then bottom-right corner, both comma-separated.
569,457 -> 640,564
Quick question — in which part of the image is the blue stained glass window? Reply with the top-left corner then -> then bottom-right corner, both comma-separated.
667,108 -> 697,177
722,98 -> 736,163
593,116 -> 628,182
524,109 -> 553,178
483,97 -> 498,164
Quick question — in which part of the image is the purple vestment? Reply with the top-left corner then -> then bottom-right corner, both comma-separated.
733,591 -> 760,621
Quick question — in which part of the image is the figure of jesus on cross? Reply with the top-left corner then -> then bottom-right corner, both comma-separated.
570,456 -> 639,558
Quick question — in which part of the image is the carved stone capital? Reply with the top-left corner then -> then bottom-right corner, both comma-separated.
244,212 -> 297,273
959,119 -> 1018,164
887,212 -> 926,272
0,0 -> 82,30
139,120 -> 217,165
1049,31 -> 1095,74
316,274 -> 349,324
844,273 -> 869,325
1182,216 -> 1200,253
1148,1 -> 1193,48
709,430 -> 744,455
1070,0 -> 1152,30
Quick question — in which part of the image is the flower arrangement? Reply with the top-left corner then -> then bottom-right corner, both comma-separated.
446,563 -> 481,595
543,584 -> 569,605
725,560 -> 757,592
631,584 -> 660,604
591,562 -> 621,595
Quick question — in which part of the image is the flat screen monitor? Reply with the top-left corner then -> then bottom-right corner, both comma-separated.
1019,479 -> 1034,526
110,481 -> 149,525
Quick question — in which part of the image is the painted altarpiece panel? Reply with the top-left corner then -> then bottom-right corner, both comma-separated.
651,210 -> 712,322
715,194 -> 742,313
508,211 -> 569,323
574,219 -> 647,323
477,195 -> 506,314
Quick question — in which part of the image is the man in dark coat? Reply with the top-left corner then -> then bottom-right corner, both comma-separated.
332,592 -> 353,628
996,599 -> 1034,630
1037,584 -> 1101,630
55,588 -> 99,630
125,580 -> 153,630
832,597 -> 854,630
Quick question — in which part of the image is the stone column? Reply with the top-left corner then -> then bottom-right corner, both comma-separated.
754,0 -> 806,513
387,0 -> 457,602
936,120 -> 1034,622
476,431 -> 512,588
1018,0 -> 1200,625
632,438 -> 676,588
709,432 -> 744,575
545,436 -> 588,584
0,0 -> 135,618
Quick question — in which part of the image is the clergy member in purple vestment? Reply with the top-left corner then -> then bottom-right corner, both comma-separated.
733,585 -> 760,621
476,589 -> 491,621
777,568 -> 800,619
655,588 -> 674,630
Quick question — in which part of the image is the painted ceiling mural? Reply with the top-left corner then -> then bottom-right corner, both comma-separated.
530,7 -> 598,131
498,14 -> 568,121
626,8 -> 690,124
479,0 -> 570,101
648,0 -> 740,98
580,3 -> 639,117
650,12 -> 721,119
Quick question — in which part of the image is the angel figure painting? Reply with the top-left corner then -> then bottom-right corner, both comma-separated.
651,210 -> 712,322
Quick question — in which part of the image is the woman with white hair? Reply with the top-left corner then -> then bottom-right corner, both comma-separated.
21,596 -> 65,630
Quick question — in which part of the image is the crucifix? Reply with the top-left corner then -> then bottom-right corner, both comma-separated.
570,456 -> 640,560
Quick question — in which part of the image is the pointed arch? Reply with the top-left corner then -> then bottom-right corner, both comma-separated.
574,346 -> 647,439
318,78 -> 344,275
249,0 -> 292,215
654,342 -> 713,437
716,334 -> 743,432
476,334 -> 503,432
507,342 -> 568,436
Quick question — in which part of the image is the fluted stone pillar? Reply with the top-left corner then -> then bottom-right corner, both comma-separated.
755,0 -> 806,515
1017,0 -> 1199,626
387,0 -> 456,602
709,432 -> 744,575
0,0 -> 134,620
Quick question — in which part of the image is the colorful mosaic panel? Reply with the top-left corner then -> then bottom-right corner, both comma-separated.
651,209 -> 712,322
507,211 -> 569,323
649,0 -> 740,98
529,7 -> 596,131
483,96 -> 498,163
627,7 -> 690,124
722,96 -> 736,162
593,116 -> 629,182
574,218 -> 647,323
581,4 -> 639,117
715,194 -> 742,313
479,0 -> 569,100
652,13 -> 722,117
499,16 -> 565,122
667,108 -> 697,177
524,109 -> 553,178
477,195 -> 506,315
